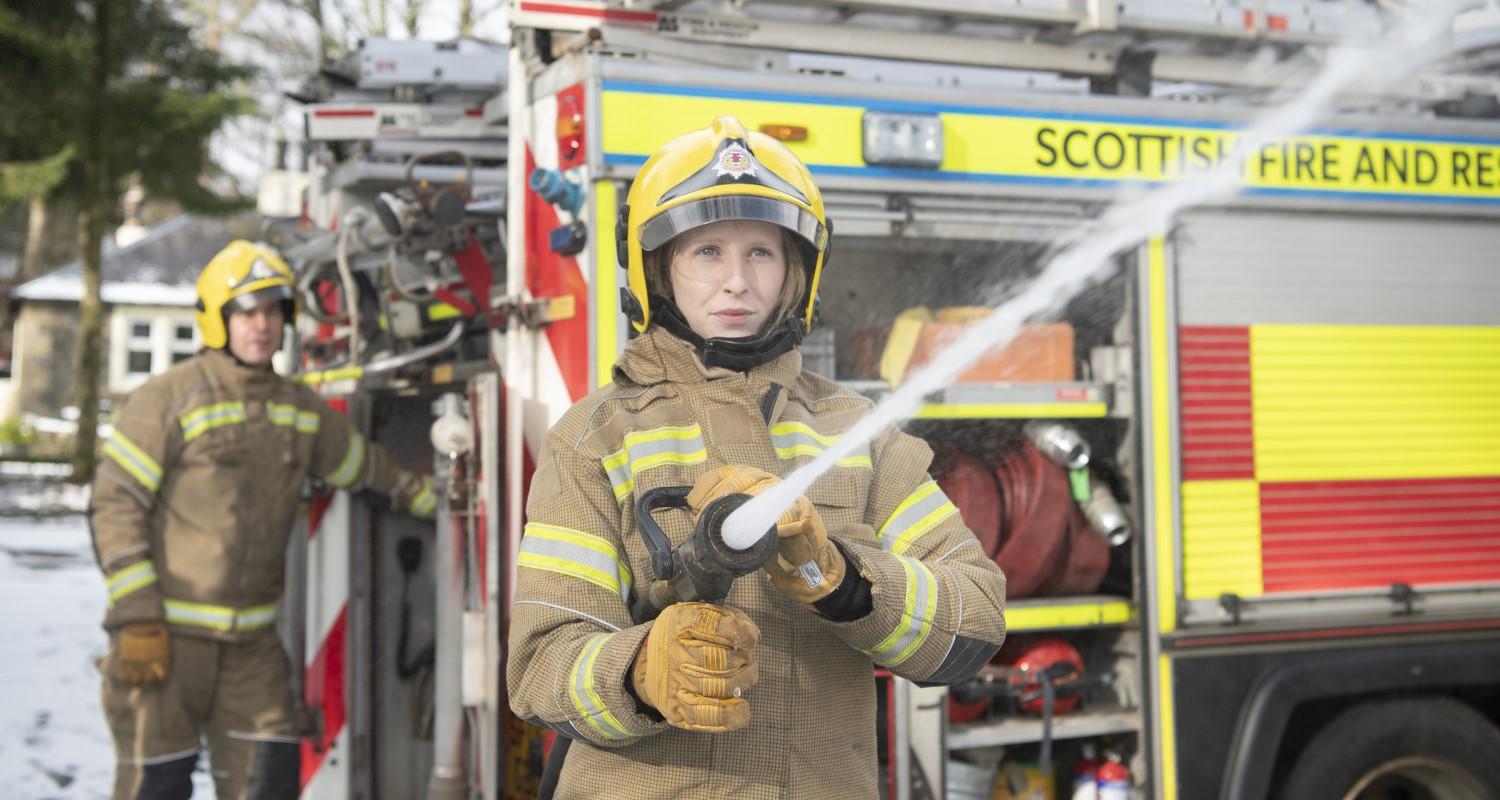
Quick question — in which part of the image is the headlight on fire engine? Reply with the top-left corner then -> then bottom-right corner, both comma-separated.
862,112 -> 944,168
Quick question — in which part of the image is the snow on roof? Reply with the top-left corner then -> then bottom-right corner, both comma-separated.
11,212 -> 259,306
11,270 -> 199,305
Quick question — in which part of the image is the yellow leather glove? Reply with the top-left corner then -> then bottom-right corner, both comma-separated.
631,601 -> 759,733
114,622 -> 171,686
687,465 -> 846,605
396,471 -> 438,522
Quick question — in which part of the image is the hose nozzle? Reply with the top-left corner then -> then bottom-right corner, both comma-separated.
631,488 -> 777,622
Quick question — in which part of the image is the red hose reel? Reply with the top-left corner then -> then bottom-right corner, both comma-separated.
936,440 -> 1110,600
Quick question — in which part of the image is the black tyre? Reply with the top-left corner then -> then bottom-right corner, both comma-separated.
1280,696 -> 1500,800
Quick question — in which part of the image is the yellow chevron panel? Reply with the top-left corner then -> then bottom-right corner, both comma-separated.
1182,480 -> 1263,601
601,91 -> 864,167
1252,325 -> 1500,482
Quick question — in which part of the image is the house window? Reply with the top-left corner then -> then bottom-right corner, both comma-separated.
125,320 -> 154,376
171,323 -> 197,364
110,312 -> 201,393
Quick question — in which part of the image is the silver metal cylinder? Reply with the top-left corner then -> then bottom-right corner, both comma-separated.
1081,477 -> 1131,546
428,395 -> 469,800
1023,422 -> 1091,470
427,476 -> 467,800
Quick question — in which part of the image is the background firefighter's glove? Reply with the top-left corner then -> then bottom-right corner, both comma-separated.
114,622 -> 171,686
687,466 -> 846,604
400,473 -> 438,520
630,601 -> 759,733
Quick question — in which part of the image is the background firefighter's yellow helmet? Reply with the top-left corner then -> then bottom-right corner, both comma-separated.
620,115 -> 829,335
194,240 -> 297,349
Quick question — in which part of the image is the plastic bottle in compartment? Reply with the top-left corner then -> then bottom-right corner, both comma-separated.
1096,751 -> 1130,800
1070,743 -> 1101,800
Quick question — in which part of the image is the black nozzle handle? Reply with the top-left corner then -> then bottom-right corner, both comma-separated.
633,485 -> 693,582
628,491 -> 778,623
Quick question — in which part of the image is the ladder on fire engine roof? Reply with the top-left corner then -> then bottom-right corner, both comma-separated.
290,37 -> 510,192
516,0 -> 1500,111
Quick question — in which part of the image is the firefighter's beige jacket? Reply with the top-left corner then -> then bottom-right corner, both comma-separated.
90,348 -> 435,641
507,327 -> 1007,799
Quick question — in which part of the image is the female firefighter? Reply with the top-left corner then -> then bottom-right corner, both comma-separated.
506,116 -> 1007,799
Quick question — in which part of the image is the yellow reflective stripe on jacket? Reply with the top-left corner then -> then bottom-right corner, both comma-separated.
267,402 -> 320,434
769,421 -> 873,469
409,479 -> 438,517
601,450 -> 632,498
601,424 -> 708,501
877,481 -> 960,556
235,603 -> 279,630
105,561 -> 157,605
518,523 -> 633,604
569,634 -> 634,740
103,431 -> 162,492
179,401 -> 248,442
862,555 -> 938,668
163,599 -> 279,632
324,430 -> 366,488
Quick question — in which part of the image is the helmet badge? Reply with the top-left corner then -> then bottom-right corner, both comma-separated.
233,258 -> 281,288
714,142 -> 758,180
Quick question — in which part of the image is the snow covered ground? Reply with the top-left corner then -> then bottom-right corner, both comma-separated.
0,512 -> 117,798
0,506 -> 213,797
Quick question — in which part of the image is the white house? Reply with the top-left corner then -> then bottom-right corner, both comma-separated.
6,213 -> 261,421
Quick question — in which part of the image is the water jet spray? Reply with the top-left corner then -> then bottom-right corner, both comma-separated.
721,0 -> 1473,552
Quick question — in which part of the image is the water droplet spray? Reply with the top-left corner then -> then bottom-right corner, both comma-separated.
721,2 -> 1470,551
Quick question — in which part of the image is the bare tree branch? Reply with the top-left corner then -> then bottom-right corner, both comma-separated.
400,0 -> 425,37
362,0 -> 389,36
458,0 -> 476,35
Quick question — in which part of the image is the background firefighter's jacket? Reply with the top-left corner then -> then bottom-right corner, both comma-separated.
507,327 -> 1007,800
90,348 -> 435,640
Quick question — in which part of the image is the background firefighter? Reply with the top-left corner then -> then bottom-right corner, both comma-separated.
88,241 -> 438,800
506,116 -> 1007,798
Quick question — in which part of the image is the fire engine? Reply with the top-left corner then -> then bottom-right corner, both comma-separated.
263,3 -> 1500,798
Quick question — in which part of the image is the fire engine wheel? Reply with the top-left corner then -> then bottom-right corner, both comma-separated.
1279,696 -> 1500,800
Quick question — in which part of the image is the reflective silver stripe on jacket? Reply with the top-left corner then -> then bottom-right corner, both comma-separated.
324,429 -> 366,488
103,431 -> 162,492
568,633 -> 635,740
517,523 -> 633,605
409,479 -> 438,517
877,481 -> 959,556
105,561 -> 158,605
769,421 -> 872,469
163,599 -> 279,632
861,555 -> 937,667
179,401 -> 248,442
601,424 -> 708,501
267,401 -> 320,434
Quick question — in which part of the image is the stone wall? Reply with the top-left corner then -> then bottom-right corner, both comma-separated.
11,301 -> 96,419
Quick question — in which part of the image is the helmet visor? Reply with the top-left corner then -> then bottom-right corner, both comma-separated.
639,195 -> 825,254
227,284 -> 294,313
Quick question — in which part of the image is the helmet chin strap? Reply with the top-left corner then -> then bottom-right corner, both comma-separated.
651,297 -> 804,372
220,344 -> 276,371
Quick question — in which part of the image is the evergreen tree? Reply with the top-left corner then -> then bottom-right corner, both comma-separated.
0,0 -> 255,478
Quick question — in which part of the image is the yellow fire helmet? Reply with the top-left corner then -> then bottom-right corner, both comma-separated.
619,115 -> 830,369
194,240 -> 297,349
